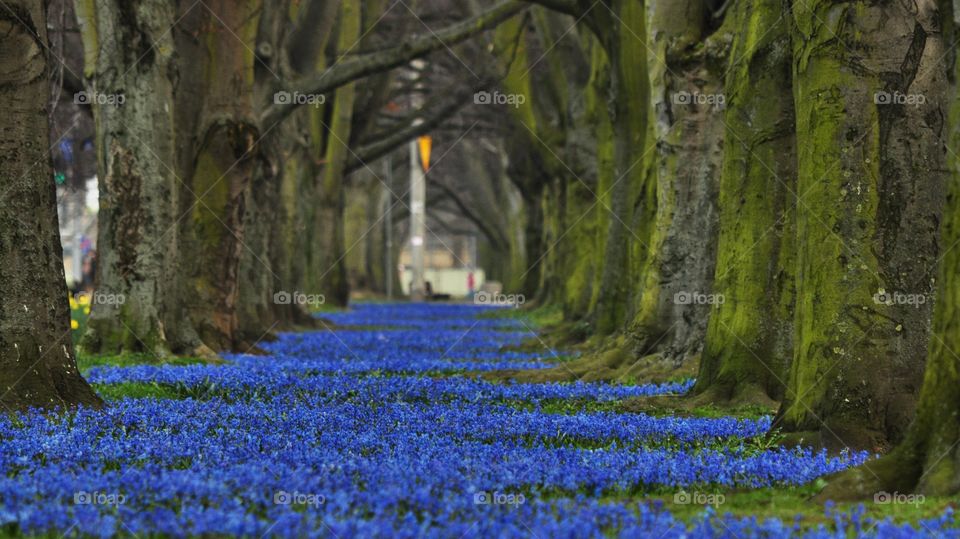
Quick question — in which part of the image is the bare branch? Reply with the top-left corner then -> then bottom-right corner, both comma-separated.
345,84 -> 483,173
261,0 -> 526,126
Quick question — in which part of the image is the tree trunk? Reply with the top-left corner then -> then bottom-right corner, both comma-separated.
591,0 -> 649,335
520,186 -> 546,297
311,0 -> 361,308
775,0 -> 948,451
76,0 -> 190,357
618,0 -> 724,379
177,0 -> 263,352
692,0 -> 796,406
0,0 -> 101,409
821,2 -> 959,496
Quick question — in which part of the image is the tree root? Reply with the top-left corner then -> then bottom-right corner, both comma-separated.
619,382 -> 778,416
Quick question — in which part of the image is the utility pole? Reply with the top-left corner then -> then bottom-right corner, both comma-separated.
408,132 -> 426,301
407,59 -> 427,301
384,156 -> 394,300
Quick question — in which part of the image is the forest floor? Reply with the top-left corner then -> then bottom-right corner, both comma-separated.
0,303 -> 955,537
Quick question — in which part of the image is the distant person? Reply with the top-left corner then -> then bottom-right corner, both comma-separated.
424,281 -> 433,300
467,272 -> 475,296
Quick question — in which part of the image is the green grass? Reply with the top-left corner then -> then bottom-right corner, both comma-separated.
92,382 -> 187,401
77,352 -> 210,401
479,303 -> 563,328
635,484 -> 958,527
77,353 -> 206,373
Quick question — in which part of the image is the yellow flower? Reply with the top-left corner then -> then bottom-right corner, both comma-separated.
69,297 -> 78,310
83,306 -> 91,315
77,294 -> 91,306
70,319 -> 79,330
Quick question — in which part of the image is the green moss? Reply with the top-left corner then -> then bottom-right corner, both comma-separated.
693,0 -> 795,403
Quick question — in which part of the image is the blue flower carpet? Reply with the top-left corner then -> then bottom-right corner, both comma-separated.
0,304 -> 953,537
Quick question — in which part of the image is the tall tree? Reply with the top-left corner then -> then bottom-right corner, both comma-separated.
308,0 -> 361,308
691,0 -> 796,407
0,0 -> 101,408
75,0 -> 189,356
176,0 -> 264,352
616,0 -> 724,380
78,0 -> 527,355
775,0 -> 948,451
819,0 -> 960,498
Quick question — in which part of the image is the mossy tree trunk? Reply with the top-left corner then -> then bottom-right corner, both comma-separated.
236,0 -> 321,341
0,0 -> 102,409
176,0 -> 263,352
590,0 -> 649,336
561,38 -> 608,325
822,3 -> 960,494
310,0 -> 360,308
76,0 -> 191,357
776,0 -> 948,451
692,0 -> 796,406
618,0 -> 725,378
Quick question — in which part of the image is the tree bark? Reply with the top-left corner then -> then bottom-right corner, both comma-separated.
0,0 -> 101,409
176,0 -> 263,352
76,0 -> 191,357
692,0 -> 796,406
590,0 -> 650,336
775,0 -> 948,451
618,0 -> 724,378
820,2 -> 959,496
307,0 -> 361,308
